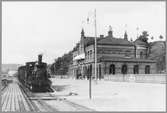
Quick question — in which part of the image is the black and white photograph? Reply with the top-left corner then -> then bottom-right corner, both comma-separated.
1,1 -> 166,112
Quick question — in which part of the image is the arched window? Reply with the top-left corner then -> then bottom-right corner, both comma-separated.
145,65 -> 150,74
133,65 -> 139,74
140,51 -> 143,59
121,64 -> 128,74
109,64 -> 115,74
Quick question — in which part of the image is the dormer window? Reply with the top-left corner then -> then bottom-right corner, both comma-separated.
90,50 -> 92,59
87,51 -> 90,59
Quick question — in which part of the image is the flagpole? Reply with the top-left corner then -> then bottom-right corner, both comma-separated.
94,9 -> 97,82
136,27 -> 139,38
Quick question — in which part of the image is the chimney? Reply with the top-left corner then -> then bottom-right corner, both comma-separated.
100,35 -> 104,38
124,31 -> 128,40
81,28 -> 85,37
108,25 -> 113,37
38,54 -> 42,64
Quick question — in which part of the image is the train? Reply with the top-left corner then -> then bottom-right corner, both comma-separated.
17,54 -> 53,92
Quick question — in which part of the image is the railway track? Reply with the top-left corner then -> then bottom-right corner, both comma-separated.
20,81 -> 94,111
2,77 -> 94,112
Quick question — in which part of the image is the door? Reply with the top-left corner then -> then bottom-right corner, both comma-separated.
99,64 -> 102,79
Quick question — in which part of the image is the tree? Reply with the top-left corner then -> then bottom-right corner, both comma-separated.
50,51 -> 73,76
50,63 -> 55,75
159,35 -> 163,40
138,31 -> 149,43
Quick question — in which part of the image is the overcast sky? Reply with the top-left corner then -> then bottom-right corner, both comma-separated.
2,1 -> 166,64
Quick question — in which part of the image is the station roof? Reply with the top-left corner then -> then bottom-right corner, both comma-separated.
84,36 -> 134,47
97,36 -> 134,46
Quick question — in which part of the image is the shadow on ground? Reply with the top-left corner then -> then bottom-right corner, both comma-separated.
52,85 -> 70,92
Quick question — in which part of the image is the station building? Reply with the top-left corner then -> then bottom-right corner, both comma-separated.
69,28 -> 157,79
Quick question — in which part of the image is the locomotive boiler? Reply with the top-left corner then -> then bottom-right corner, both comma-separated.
18,54 -> 53,92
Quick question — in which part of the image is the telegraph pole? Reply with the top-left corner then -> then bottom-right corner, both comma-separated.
88,9 -> 97,100
94,9 -> 97,82
136,27 -> 139,38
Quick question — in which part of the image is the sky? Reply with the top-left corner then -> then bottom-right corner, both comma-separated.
2,1 -> 166,64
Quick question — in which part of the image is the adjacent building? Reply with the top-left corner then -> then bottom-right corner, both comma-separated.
69,27 -> 157,79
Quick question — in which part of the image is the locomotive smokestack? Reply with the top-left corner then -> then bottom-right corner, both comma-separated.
38,54 -> 42,63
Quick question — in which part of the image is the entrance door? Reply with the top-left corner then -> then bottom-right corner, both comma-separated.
89,64 -> 92,79
121,64 -> 128,74
76,69 -> 79,79
99,64 -> 102,79
76,68 -> 82,79
87,65 -> 92,79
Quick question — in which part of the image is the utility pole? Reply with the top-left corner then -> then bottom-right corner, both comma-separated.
88,9 -> 97,100
136,27 -> 139,38
94,9 -> 97,82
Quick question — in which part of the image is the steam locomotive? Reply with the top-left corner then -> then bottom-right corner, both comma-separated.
17,54 -> 53,92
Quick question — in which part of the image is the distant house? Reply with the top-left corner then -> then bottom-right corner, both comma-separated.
69,28 -> 157,79
8,70 -> 17,77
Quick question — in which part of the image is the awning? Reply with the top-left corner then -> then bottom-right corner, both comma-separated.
73,53 -> 85,61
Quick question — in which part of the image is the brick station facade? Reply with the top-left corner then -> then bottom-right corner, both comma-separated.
69,28 -> 157,79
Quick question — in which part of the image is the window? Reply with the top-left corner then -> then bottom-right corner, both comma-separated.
109,64 -> 115,75
121,64 -> 128,74
145,65 -> 150,74
140,51 -> 143,59
133,65 -> 139,74
90,50 -> 92,59
87,51 -> 89,59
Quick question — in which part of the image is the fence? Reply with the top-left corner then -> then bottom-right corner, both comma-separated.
104,74 -> 166,84
51,75 -> 75,79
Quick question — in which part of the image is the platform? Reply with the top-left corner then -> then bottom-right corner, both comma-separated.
1,79 -> 34,112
